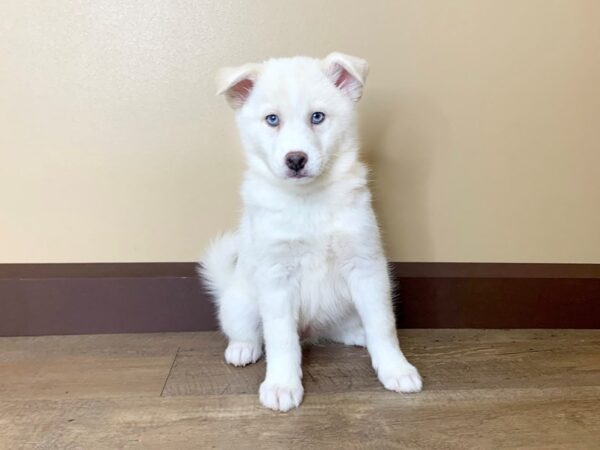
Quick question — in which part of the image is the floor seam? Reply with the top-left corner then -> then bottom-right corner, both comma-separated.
160,346 -> 179,397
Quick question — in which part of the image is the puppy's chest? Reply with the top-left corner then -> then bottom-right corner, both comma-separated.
252,206 -> 355,265
248,207 -> 357,326
291,232 -> 354,270
289,234 -> 354,327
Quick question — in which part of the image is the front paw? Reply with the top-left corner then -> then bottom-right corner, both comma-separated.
225,341 -> 263,367
259,379 -> 304,412
378,362 -> 422,393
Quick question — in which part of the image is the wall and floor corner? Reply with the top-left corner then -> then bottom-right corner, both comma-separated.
1,2 -> 599,336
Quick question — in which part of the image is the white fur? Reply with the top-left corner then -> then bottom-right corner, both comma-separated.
200,52 -> 421,412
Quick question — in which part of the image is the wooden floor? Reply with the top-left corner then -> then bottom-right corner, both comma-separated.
1,330 -> 599,449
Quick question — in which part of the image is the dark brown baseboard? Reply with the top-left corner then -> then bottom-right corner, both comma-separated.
1,263 -> 599,336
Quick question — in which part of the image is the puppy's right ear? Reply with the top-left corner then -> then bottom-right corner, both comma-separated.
216,63 -> 262,109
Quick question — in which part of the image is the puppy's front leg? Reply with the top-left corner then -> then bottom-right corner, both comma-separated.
258,286 -> 303,412
349,259 -> 422,393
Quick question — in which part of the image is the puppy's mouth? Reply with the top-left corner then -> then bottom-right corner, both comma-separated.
286,169 -> 312,180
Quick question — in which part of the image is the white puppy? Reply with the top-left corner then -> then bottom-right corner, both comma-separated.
200,52 -> 422,412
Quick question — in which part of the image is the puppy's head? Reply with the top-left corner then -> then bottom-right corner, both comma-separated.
217,53 -> 368,184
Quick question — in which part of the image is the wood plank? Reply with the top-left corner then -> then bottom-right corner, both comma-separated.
0,330 -> 598,449
1,388 -> 599,449
163,330 -> 600,396
0,334 -> 183,399
0,332 -> 204,356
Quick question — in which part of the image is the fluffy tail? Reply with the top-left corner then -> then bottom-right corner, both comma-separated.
197,231 -> 238,299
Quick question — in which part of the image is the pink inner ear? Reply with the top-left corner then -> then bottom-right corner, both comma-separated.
228,79 -> 254,107
329,63 -> 362,101
334,65 -> 354,90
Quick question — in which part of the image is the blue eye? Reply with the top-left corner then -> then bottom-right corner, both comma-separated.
265,114 -> 280,127
311,111 -> 326,125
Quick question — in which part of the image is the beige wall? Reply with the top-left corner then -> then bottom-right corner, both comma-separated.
1,1 -> 599,263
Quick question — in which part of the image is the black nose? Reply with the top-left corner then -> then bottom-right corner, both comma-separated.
285,151 -> 308,171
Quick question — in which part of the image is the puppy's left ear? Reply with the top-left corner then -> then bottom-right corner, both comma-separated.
322,52 -> 369,102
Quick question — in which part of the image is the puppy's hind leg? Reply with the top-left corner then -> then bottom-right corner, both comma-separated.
217,283 -> 263,367
200,233 -> 262,367
323,312 -> 366,347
